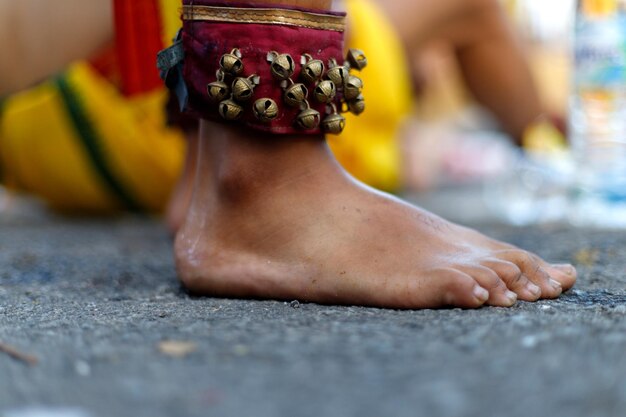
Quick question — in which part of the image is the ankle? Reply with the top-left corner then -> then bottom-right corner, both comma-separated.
198,121 -> 333,203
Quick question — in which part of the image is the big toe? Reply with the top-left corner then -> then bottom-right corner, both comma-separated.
414,268 -> 489,309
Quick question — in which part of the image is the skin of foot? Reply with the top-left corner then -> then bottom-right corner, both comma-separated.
174,121 -> 576,309
166,133 -> 199,234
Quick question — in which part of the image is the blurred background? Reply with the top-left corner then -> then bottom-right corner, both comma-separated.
404,0 -> 577,225
3,0 -> 626,228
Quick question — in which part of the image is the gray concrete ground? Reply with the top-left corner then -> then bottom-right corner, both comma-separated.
1,208 -> 626,417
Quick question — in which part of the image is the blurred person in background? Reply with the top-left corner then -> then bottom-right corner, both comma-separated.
0,0 -> 561,212
0,0 -> 575,308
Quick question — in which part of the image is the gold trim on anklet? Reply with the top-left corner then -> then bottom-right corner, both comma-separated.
181,5 -> 346,32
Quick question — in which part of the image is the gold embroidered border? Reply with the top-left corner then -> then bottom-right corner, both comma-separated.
181,5 -> 345,32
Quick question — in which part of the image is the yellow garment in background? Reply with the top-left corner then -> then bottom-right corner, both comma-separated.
0,63 -> 184,213
331,0 -> 414,192
0,0 -> 412,213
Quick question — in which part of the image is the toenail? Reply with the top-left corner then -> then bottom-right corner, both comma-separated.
473,285 -> 489,302
506,290 -> 517,304
549,279 -> 562,290
553,264 -> 575,275
527,283 -> 541,297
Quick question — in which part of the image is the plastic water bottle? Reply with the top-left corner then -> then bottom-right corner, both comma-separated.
569,0 -> 626,227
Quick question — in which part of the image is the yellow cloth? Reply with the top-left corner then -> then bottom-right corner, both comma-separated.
0,62 -> 184,213
0,0 -> 412,212
331,0 -> 414,192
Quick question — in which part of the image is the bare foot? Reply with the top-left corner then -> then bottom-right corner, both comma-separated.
174,121 -> 576,309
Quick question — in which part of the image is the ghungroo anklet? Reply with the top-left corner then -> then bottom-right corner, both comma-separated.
158,1 -> 367,135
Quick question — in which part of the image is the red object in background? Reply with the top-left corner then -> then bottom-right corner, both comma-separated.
113,0 -> 164,96
88,43 -> 120,84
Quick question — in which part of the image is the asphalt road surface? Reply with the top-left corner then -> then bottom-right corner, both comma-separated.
2,212 -> 626,417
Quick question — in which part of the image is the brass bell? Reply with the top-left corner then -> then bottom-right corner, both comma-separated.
347,94 -> 365,115
253,98 -> 279,122
232,75 -> 258,102
300,54 -> 325,83
326,62 -> 349,87
344,75 -> 363,101
220,48 -> 244,76
284,83 -> 308,107
322,112 -> 346,135
295,102 -> 321,130
314,80 -> 336,104
207,80 -> 230,102
267,51 -> 295,80
219,98 -> 244,121
346,49 -> 367,71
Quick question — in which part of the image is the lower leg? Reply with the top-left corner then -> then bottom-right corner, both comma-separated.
451,0 -> 543,142
376,0 -> 543,142
174,0 -> 575,308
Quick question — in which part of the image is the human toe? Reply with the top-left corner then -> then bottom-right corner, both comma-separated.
480,259 -> 541,302
543,263 -> 577,290
425,268 -> 489,309
495,250 -> 563,299
459,265 -> 517,307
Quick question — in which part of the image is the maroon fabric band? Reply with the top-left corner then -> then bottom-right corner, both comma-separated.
181,1 -> 346,134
